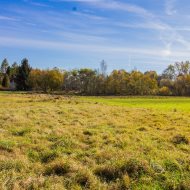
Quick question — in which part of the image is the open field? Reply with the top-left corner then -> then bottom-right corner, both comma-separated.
0,92 -> 190,190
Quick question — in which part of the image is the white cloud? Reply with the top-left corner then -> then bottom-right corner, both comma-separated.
54,0 -> 190,53
0,16 -> 19,21
165,0 -> 177,15
23,0 -> 51,7
55,0 -> 152,17
2,0 -> 190,66
71,11 -> 106,20
0,36 -> 189,58
117,21 -> 168,31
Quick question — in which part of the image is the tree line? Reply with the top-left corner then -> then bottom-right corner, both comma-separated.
1,58 -> 190,96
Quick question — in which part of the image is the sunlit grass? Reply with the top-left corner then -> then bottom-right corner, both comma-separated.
83,96 -> 190,111
0,92 -> 190,189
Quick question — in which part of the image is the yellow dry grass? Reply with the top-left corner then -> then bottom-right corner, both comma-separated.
0,92 -> 190,189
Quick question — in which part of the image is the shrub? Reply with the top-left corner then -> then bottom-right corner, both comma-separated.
159,86 -> 172,96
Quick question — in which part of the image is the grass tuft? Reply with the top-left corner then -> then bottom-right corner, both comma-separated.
171,135 -> 189,145
11,128 -> 31,136
83,130 -> 93,136
94,165 -> 121,182
74,169 -> 94,188
0,140 -> 15,152
120,159 -> 150,178
0,160 -> 25,172
44,159 -> 71,176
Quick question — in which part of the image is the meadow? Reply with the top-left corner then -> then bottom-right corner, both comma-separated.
0,92 -> 190,190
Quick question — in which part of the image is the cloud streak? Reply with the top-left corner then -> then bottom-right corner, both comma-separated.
1,36 -> 190,58
0,15 -> 19,21
56,0 -> 152,17
165,0 -> 177,15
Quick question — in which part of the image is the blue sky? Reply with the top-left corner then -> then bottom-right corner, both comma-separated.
0,0 -> 190,73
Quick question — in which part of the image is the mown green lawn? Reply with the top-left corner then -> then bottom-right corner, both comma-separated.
83,96 -> 190,111
0,92 -> 190,190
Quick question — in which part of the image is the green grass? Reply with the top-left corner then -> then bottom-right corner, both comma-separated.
0,92 -> 190,189
82,96 -> 190,111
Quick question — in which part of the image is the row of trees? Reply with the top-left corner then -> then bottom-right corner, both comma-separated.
0,58 -> 31,90
1,58 -> 190,96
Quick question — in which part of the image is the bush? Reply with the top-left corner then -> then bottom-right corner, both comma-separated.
159,86 -> 172,96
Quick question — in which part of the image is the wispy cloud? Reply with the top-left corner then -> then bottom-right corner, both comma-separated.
23,0 -> 51,7
165,0 -> 177,15
56,0 -> 152,17
0,15 -> 19,21
71,11 -> 106,20
1,0 -> 190,71
55,0 -> 188,52
0,36 -> 189,58
117,21 -> 168,31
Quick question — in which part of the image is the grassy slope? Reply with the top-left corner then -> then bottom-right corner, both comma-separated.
0,92 -> 190,190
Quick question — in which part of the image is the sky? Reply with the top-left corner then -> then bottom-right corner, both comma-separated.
1,0 -> 190,73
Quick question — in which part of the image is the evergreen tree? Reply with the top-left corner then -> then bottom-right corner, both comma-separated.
15,58 -> 31,90
2,74 -> 10,88
6,66 -> 11,77
1,58 -> 9,74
